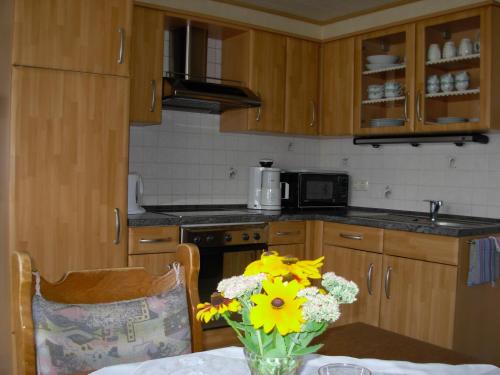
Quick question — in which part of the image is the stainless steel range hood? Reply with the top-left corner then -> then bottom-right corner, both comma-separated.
162,23 -> 261,114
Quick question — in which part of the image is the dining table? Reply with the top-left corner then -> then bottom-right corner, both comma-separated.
90,323 -> 500,375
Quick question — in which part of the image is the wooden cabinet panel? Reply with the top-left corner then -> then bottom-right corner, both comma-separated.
128,253 -> 177,275
320,37 -> 355,136
384,230 -> 458,265
268,244 -> 305,259
248,30 -> 286,132
12,0 -> 132,76
379,255 -> 457,348
129,6 -> 164,124
323,245 -> 382,327
285,38 -> 319,135
268,221 -> 306,245
11,67 -> 129,281
323,222 -> 383,253
128,226 -> 179,255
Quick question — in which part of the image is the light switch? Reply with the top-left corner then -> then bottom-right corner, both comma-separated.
353,180 -> 369,191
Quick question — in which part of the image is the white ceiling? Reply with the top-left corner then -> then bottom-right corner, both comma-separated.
216,0 -> 416,23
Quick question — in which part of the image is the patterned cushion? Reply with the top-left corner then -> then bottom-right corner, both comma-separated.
32,277 -> 191,375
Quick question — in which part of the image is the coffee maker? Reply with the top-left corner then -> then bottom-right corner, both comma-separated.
247,160 -> 281,210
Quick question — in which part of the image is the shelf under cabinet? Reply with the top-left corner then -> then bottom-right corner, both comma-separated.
362,96 -> 405,105
425,54 -> 480,66
425,88 -> 480,98
362,64 -> 406,75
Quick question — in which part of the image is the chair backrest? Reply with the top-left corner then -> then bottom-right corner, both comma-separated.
11,243 -> 203,375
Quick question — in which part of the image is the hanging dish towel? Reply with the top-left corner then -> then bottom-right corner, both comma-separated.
467,237 -> 500,286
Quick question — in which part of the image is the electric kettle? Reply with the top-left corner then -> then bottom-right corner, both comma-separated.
128,173 -> 146,214
247,160 -> 281,210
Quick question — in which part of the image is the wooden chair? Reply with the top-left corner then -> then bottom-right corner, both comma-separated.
11,243 -> 203,375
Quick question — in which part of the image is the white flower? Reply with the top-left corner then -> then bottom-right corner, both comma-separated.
297,286 -> 320,298
321,272 -> 359,304
217,273 -> 266,299
301,292 -> 340,324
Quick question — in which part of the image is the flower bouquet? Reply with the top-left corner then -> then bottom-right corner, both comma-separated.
196,252 -> 359,375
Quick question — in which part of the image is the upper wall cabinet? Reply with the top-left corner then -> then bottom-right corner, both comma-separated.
354,24 -> 416,136
284,38 -> 320,136
12,0 -> 132,76
354,6 -> 500,136
415,7 -> 500,133
321,37 -> 355,136
129,6 -> 164,124
221,30 -> 286,133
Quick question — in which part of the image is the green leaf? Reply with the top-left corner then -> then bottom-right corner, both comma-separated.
274,330 -> 287,357
238,335 -> 258,353
292,343 -> 323,356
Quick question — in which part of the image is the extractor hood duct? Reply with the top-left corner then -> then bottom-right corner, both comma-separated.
162,23 -> 261,114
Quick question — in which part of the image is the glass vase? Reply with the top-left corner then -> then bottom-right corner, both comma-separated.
243,348 -> 304,375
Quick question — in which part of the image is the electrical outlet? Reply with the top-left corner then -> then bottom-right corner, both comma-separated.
353,180 -> 369,191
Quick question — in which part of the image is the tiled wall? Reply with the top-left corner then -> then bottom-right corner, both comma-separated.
129,112 -> 321,205
320,135 -> 500,219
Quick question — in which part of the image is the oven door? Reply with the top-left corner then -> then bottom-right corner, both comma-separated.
298,173 -> 348,208
198,243 -> 267,330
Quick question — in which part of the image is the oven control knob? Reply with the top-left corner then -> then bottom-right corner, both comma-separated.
224,234 -> 232,242
253,232 -> 261,241
206,234 -> 215,243
242,233 -> 250,241
193,236 -> 202,244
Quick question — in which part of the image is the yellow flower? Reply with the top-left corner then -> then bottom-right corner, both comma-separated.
196,293 -> 240,323
244,251 -> 287,277
250,278 -> 306,335
245,252 -> 325,286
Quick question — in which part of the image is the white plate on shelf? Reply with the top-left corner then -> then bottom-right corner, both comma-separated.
367,55 -> 399,64
369,118 -> 405,127
365,63 -> 402,71
435,117 -> 467,124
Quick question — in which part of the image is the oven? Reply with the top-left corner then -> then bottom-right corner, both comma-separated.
181,222 -> 267,330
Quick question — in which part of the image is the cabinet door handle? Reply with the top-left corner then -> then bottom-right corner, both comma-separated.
384,266 -> 392,299
275,230 -> 300,236
113,208 -> 121,245
416,90 -> 423,122
309,100 -> 316,127
150,80 -> 157,112
256,91 -> 262,122
339,233 -> 363,240
139,237 -> 173,244
403,91 -> 409,122
117,28 -> 125,64
367,263 -> 374,295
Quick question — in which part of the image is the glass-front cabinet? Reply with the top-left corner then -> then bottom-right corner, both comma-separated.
415,8 -> 486,133
354,24 -> 415,135
354,6 -> 500,136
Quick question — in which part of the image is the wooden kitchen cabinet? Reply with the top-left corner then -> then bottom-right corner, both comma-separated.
12,0 -> 132,76
322,223 -> 383,327
320,37 -> 355,136
268,221 -> 306,245
354,24 -> 416,136
323,245 -> 382,327
284,38 -> 320,135
128,253 -> 178,275
221,30 -> 287,133
128,226 -> 179,255
10,67 -> 129,282
129,6 -> 164,124
268,244 -> 305,259
379,254 -> 457,348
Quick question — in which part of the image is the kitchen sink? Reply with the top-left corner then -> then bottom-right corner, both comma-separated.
354,213 -> 494,228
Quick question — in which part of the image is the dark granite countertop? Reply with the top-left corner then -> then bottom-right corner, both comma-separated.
128,205 -> 500,237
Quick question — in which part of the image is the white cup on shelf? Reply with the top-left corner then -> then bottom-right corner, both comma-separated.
443,41 -> 457,59
427,43 -> 441,61
459,38 -> 473,56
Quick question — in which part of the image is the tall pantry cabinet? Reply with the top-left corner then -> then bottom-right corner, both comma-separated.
2,1 -> 132,373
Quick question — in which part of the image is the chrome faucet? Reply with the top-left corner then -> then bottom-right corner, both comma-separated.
424,200 -> 443,222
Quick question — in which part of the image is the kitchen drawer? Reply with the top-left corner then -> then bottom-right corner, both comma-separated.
128,226 -> 179,255
267,221 -> 306,245
128,253 -> 177,275
384,230 -> 459,265
323,222 -> 383,253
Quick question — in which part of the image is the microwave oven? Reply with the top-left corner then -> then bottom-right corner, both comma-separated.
281,171 -> 349,209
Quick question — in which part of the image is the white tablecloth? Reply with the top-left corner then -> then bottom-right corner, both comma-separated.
91,346 -> 500,375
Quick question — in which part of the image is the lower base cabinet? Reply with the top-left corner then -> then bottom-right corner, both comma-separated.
268,243 -> 305,259
128,253 -> 177,275
323,245 -> 382,327
379,254 -> 457,348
